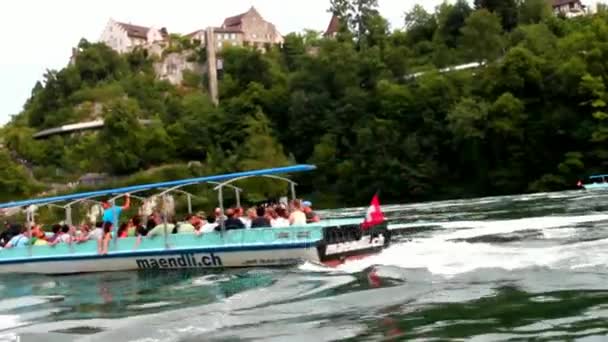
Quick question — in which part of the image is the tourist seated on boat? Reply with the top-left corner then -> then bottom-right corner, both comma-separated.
174,214 -> 196,234
101,194 -> 130,225
3,224 -> 30,248
289,200 -> 307,226
91,222 -> 105,240
237,207 -> 251,228
132,216 -> 148,237
73,224 -> 91,243
147,216 -> 176,237
214,207 -> 226,221
117,223 -> 129,238
47,224 -> 62,244
303,201 -> 320,223
29,225 -> 48,246
201,215 -> 218,233
215,208 -> 245,231
251,206 -> 271,228
48,224 -> 72,246
0,223 -> 21,248
272,207 -> 290,228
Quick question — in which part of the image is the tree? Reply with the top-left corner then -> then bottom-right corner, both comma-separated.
474,0 -> 519,31
435,0 -> 472,48
99,99 -> 145,174
238,111 -> 291,202
404,4 -> 437,43
329,0 -> 383,49
519,0 -> 552,24
461,9 -> 504,63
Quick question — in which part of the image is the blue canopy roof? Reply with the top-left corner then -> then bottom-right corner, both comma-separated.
0,164 -> 316,209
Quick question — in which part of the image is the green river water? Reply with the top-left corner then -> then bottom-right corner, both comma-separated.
2,189 -> 608,341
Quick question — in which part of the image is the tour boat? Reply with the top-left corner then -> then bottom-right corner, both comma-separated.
578,174 -> 608,190
0,165 -> 390,275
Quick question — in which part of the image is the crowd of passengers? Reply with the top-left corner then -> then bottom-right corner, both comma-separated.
0,197 -> 320,252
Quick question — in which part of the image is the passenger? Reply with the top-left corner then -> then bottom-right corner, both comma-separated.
215,208 -> 244,231
75,224 -> 91,243
99,221 -> 113,255
289,199 -> 307,226
48,224 -> 70,246
117,223 -> 129,238
59,224 -> 72,244
242,208 -> 255,228
302,201 -> 320,223
89,221 -> 105,241
147,216 -> 175,237
201,215 -> 218,233
176,214 -> 196,234
47,224 -> 62,244
32,226 -> 48,246
214,207 -> 225,221
272,207 -> 290,228
4,225 -> 30,248
132,216 -> 147,237
251,206 -> 271,228
101,194 -> 130,226
126,218 -> 137,237
0,223 -> 20,247
191,214 -> 206,235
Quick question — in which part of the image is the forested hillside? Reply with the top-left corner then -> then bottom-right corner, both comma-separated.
2,0 -> 608,207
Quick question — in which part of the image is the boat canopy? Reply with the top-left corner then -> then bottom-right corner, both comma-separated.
590,174 -> 608,178
0,164 -> 317,209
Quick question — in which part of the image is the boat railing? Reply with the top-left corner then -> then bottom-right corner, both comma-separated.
0,165 -> 319,258
0,225 -> 323,261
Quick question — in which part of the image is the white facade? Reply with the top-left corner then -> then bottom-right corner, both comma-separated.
553,0 -> 587,17
99,19 -> 166,53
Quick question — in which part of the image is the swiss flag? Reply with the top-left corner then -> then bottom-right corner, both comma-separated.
361,193 -> 385,230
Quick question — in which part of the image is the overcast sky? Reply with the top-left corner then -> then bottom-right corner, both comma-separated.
0,0 -> 599,126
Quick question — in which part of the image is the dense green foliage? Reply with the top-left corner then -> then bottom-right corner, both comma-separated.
3,1 -> 608,208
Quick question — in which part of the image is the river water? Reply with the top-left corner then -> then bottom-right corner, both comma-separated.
3,190 -> 608,341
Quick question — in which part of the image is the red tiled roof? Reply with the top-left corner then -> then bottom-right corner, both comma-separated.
324,15 -> 340,36
223,12 -> 246,27
222,6 -> 262,28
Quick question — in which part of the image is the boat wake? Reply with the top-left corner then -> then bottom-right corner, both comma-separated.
330,213 -> 608,276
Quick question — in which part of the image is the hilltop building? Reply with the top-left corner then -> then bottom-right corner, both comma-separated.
186,7 -> 283,51
99,19 -> 169,54
552,0 -> 587,17
324,15 -> 340,38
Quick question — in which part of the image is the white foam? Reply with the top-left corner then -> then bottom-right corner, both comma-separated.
0,314 -> 25,330
333,214 -> 608,277
439,214 -> 608,241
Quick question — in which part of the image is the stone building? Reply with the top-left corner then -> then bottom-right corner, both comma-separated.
186,7 -> 282,51
99,19 -> 168,54
185,27 -> 244,50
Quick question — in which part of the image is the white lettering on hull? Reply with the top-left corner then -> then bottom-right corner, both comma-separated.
0,248 -> 321,274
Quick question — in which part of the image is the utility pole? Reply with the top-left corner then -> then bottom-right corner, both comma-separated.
206,27 -> 219,106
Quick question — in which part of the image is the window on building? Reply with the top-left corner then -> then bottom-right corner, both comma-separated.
230,33 -> 235,40
217,41 -> 222,48
252,33 -> 257,39
216,34 -> 221,40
